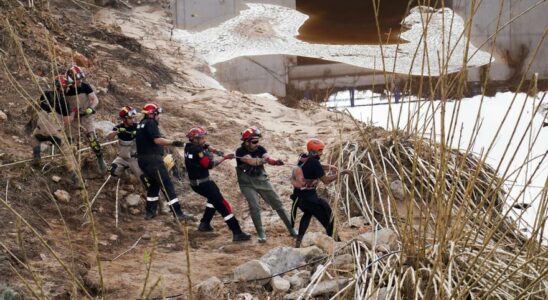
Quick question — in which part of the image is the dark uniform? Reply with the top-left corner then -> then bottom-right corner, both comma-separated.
184,143 -> 249,241
291,154 -> 335,239
136,117 -> 185,219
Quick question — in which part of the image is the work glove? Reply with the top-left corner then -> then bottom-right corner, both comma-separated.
116,127 -> 127,133
80,107 -> 96,116
172,140 -> 185,147
276,159 -> 285,166
223,153 -> 235,160
216,150 -> 225,157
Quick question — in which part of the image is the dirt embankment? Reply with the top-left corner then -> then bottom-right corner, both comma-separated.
0,1 -> 361,298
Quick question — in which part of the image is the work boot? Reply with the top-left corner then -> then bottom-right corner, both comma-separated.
233,232 -> 251,242
277,209 -> 298,237
32,146 -> 41,168
257,231 -> 267,243
145,201 -> 158,220
198,222 -> 214,232
295,236 -> 303,248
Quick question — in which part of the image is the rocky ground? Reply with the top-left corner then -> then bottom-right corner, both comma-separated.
0,1 -> 377,299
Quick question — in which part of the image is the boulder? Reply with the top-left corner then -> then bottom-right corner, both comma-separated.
233,260 -> 271,284
332,254 -> 353,267
284,278 -> 349,299
53,190 -> 71,203
390,180 -> 406,200
347,216 -> 371,228
260,246 -> 321,275
271,276 -> 290,293
357,228 -> 398,251
195,276 -> 226,300
285,270 -> 310,290
301,232 -> 335,253
125,194 -> 141,207
296,246 -> 323,261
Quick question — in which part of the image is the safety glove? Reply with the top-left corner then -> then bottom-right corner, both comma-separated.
216,150 -> 225,157
276,159 -> 285,166
223,153 -> 235,160
80,107 -> 96,116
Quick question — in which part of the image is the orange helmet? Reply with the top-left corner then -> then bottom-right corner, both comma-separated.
119,105 -> 138,119
54,75 -> 68,90
65,65 -> 85,84
306,138 -> 325,153
187,127 -> 208,140
142,103 -> 163,115
241,126 -> 262,141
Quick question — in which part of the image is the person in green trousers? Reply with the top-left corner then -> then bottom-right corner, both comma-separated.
235,127 -> 298,243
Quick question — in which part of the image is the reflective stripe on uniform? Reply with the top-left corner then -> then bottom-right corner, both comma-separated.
147,197 -> 159,202
168,198 -> 179,205
223,214 -> 234,221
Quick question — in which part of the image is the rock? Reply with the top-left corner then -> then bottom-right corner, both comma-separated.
284,278 -> 350,299
357,228 -> 398,251
332,254 -> 353,267
296,246 -> 323,261
195,276 -> 226,300
99,240 -> 108,246
390,180 -> 406,200
129,208 -> 140,215
348,216 -> 371,228
286,270 -> 310,290
372,287 -> 396,300
109,234 -> 118,241
0,110 -> 7,122
260,246 -> 318,275
125,194 -> 141,207
233,260 -> 271,284
271,276 -> 290,293
301,232 -> 335,253
235,293 -> 257,300
53,189 -> 70,203
51,175 -> 61,183
142,233 -> 151,240
118,189 -> 129,197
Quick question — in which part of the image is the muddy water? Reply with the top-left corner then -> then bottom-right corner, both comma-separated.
296,0 -> 428,45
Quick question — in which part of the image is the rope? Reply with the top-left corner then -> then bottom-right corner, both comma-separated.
0,140 -> 118,169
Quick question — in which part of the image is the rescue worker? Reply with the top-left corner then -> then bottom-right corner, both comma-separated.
136,103 -> 191,220
184,127 -> 251,242
31,75 -> 80,187
235,127 -> 297,243
64,65 -> 106,174
106,106 -> 145,183
291,138 -> 351,248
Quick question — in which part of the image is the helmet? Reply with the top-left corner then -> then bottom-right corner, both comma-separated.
65,65 -> 85,84
142,103 -> 163,115
241,126 -> 262,141
119,105 -> 138,119
306,138 -> 325,153
54,75 -> 68,90
186,127 -> 208,140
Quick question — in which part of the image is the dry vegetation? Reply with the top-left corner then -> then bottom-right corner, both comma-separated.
0,0 -> 546,299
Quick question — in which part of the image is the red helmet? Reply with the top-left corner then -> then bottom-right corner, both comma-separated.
142,103 -> 163,115
187,127 -> 208,140
54,75 -> 68,90
306,138 -> 325,153
119,105 -> 138,119
241,126 -> 262,141
65,65 -> 85,84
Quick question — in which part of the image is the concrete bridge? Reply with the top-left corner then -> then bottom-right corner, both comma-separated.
173,0 -> 547,98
